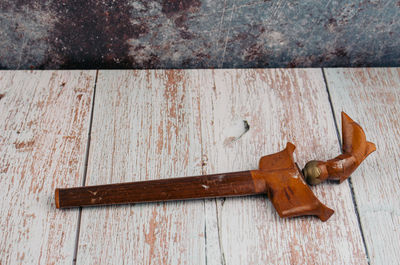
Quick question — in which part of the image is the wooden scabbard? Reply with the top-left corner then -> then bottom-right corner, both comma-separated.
55,171 -> 259,208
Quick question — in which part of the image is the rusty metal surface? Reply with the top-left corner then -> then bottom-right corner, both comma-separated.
0,0 -> 399,69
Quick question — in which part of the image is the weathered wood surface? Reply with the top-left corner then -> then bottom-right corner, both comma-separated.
200,69 -> 367,265
76,70 -> 208,264
4,68 -> 395,265
325,68 -> 400,265
76,69 -> 367,264
0,71 -> 96,264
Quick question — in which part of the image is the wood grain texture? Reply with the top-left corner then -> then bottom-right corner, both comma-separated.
324,68 -> 400,265
200,69 -> 368,264
0,71 -> 95,264
76,70 -> 210,264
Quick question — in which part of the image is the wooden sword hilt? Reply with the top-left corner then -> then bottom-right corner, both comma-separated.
55,112 -> 375,221
303,112 -> 376,185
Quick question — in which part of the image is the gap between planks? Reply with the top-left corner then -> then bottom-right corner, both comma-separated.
72,70 -> 99,265
322,68 -> 370,264
200,75 -> 209,265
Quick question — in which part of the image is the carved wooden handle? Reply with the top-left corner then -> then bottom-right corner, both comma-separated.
303,112 -> 376,185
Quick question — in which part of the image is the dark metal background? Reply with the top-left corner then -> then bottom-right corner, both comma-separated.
0,0 -> 399,69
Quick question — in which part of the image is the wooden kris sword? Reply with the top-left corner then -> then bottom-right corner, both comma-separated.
55,112 -> 375,221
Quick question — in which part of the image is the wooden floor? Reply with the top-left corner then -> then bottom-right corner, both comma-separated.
0,68 -> 399,265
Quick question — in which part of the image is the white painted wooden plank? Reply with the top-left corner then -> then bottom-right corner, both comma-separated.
0,70 -> 96,264
324,68 -> 400,265
200,69 -> 368,264
77,70 -> 210,264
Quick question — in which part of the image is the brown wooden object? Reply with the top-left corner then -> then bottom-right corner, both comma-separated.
56,171 -> 256,208
303,112 -> 376,185
55,112 -> 374,221
251,143 -> 334,221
